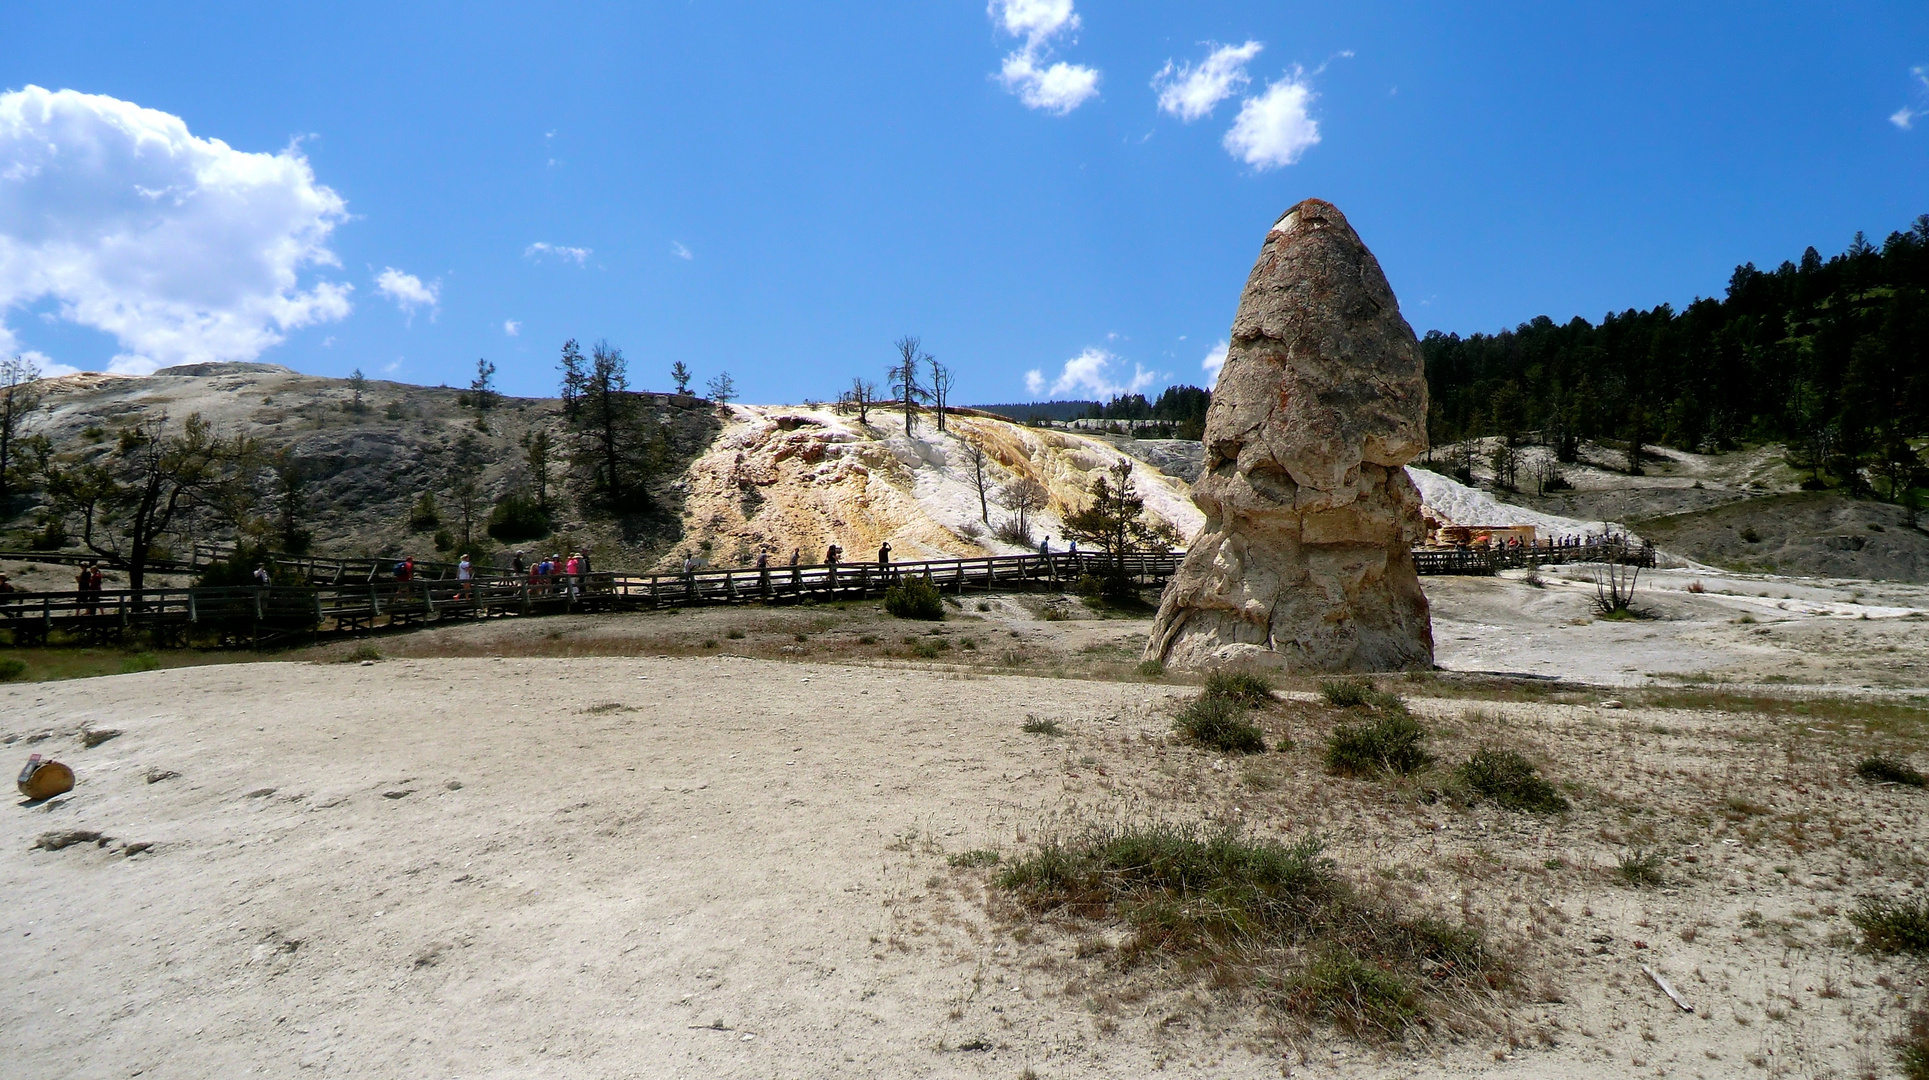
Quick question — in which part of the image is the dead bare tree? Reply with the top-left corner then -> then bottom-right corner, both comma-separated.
891,336 -> 927,435
995,476 -> 1049,544
845,377 -> 878,425
927,356 -> 953,433
966,443 -> 993,524
1592,544 -> 1644,618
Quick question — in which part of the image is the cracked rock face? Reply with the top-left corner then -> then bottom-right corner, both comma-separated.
1146,199 -> 1433,673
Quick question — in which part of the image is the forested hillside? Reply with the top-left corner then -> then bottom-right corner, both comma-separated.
1422,216 -> 1929,501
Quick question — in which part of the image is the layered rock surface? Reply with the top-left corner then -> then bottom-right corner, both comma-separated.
1146,199 -> 1434,672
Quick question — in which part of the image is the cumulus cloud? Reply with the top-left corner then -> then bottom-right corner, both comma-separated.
671,241 -> 692,260
1000,55 -> 1102,114
1224,73 -> 1321,169
1893,66 -> 1929,130
1153,41 -> 1263,122
503,319 -> 520,337
991,0 -> 1077,44
1201,340 -> 1229,380
524,242 -> 591,265
988,0 -> 1100,115
375,267 -> 438,322
1023,347 -> 1159,400
0,85 -> 351,375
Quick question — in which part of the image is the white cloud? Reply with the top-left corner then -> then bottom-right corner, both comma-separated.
1201,340 -> 1229,380
0,85 -> 351,374
524,242 -> 591,265
1000,55 -> 1101,115
375,267 -> 438,322
1025,347 -> 1159,400
1154,41 -> 1263,122
0,336 -> 77,378
1894,67 -> 1929,130
503,319 -> 520,337
1224,73 -> 1321,169
988,0 -> 1099,115
671,241 -> 692,260
989,0 -> 1077,46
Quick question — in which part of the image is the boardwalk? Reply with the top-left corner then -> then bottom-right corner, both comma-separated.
0,539 -> 1651,643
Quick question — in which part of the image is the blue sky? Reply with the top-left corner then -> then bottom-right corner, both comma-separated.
1,2 -> 1925,404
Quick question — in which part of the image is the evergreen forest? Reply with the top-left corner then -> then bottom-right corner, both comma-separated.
1421,215 -> 1929,501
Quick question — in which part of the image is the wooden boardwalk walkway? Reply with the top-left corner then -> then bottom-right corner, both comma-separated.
0,539 -> 1651,644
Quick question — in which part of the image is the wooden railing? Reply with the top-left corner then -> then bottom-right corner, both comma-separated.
0,539 -> 1658,644
1412,538 -> 1655,576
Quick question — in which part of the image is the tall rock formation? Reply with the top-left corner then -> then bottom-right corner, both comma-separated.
1145,199 -> 1433,672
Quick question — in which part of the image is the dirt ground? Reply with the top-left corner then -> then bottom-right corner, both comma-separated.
5,572 -> 1929,1078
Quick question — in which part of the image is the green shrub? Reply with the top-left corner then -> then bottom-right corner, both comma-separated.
1320,677 -> 1376,709
486,491 -> 551,542
0,657 -> 26,681
1320,677 -> 1406,713
1287,951 -> 1421,1040
1851,897 -> 1929,953
1456,747 -> 1569,813
1205,670 -> 1274,707
344,643 -> 382,663
1616,849 -> 1664,888
884,576 -> 945,620
1858,755 -> 1928,787
907,639 -> 947,659
947,849 -> 1001,868
1136,658 -> 1165,678
725,628 -> 745,639
1326,711 -> 1431,777
1021,715 -> 1063,736
432,529 -> 455,553
1175,695 -> 1266,754
30,520 -> 68,550
1896,1006 -> 1929,1080
1072,573 -> 1105,598
408,492 -> 442,531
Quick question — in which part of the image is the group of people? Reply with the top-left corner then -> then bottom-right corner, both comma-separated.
512,551 -> 590,599
382,550 -> 594,601
75,561 -> 105,614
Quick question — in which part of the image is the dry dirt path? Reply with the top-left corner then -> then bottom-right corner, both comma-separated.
2,657 -> 1199,1079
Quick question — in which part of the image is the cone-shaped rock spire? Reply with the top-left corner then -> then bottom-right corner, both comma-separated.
1145,199 -> 1433,672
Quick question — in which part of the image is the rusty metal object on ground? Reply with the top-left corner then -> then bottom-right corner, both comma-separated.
17,753 -> 75,800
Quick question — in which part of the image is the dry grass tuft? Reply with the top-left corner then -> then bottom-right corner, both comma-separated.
995,824 -> 1509,1042
1455,747 -> 1570,813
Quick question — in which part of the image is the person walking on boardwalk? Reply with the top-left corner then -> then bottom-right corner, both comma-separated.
456,554 -> 473,599
877,541 -> 892,583
681,553 -> 698,601
789,548 -> 802,595
76,563 -> 94,615
511,551 -> 526,577
824,543 -> 841,595
565,552 -> 582,600
253,564 -> 271,588
756,549 -> 771,599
